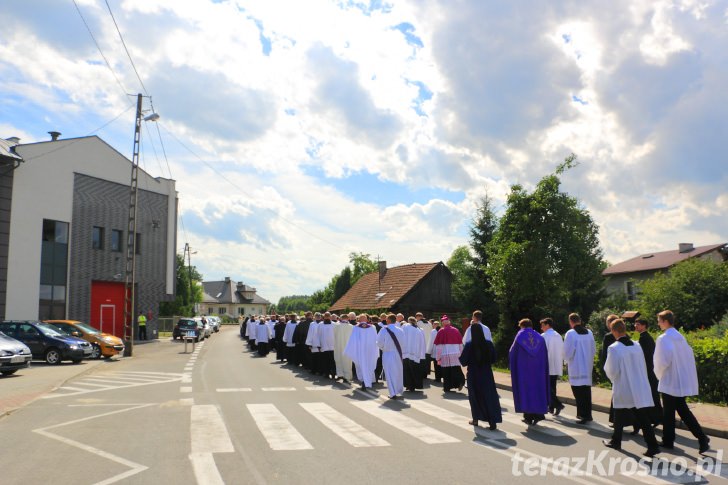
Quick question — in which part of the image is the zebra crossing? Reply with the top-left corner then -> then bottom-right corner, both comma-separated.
243,393 -> 586,452
43,371 -> 184,399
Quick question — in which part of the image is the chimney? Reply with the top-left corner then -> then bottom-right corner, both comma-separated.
224,276 -> 231,283
48,131 -> 61,141
5,137 -> 20,145
678,243 -> 694,254
378,261 -> 387,279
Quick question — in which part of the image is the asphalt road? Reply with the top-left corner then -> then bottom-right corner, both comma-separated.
1,326 -> 726,485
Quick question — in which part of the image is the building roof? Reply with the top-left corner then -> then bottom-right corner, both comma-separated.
603,243 -> 727,276
329,262 -> 443,312
202,278 -> 271,305
0,138 -> 23,163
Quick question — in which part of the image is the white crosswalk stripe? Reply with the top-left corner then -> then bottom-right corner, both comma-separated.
300,402 -> 390,448
351,400 -> 459,444
449,399 -> 583,437
247,404 -> 313,450
43,371 -> 184,399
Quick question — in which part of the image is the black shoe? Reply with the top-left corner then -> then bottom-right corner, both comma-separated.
630,428 -> 640,436
699,439 -> 710,454
554,407 -> 562,416
522,418 -> 533,425
489,423 -> 497,430
532,415 -> 545,425
658,441 -> 674,449
576,419 -> 590,425
603,439 -> 621,450
644,447 -> 660,458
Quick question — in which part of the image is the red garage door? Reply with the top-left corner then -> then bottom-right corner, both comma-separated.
90,281 -> 126,339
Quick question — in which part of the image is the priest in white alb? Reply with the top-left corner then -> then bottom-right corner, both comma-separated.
333,315 -> 354,383
376,314 -> 405,399
344,314 -> 379,390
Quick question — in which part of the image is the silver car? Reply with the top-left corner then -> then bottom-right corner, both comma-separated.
196,317 -> 212,339
207,316 -> 221,333
0,331 -> 32,376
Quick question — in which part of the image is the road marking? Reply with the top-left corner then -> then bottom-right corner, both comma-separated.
351,401 -> 459,444
449,400 -> 582,437
43,372 -> 184,399
189,405 -> 234,485
406,399 -> 520,441
74,382 -> 117,388
180,387 -> 192,393
191,405 -> 234,453
304,386 -> 336,391
180,398 -> 195,406
246,404 -> 313,450
300,402 -> 390,448
182,375 -> 192,383
33,404 -> 153,484
261,387 -> 296,392
216,388 -> 252,393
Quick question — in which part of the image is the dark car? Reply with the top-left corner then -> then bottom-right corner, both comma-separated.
0,331 -> 32,376
172,318 -> 202,342
0,321 -> 92,365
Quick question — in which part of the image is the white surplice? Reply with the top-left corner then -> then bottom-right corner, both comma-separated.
318,322 -> 335,352
563,328 -> 596,386
306,320 -> 321,353
542,328 -> 564,376
402,324 -> 426,362
416,320 -> 433,353
604,339 -> 654,409
256,322 -> 271,343
654,327 -> 699,397
344,324 -> 379,387
283,321 -> 297,347
333,322 -> 354,380
462,322 -> 493,343
376,323 -> 405,397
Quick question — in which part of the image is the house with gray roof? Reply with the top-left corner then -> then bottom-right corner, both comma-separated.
603,243 -> 728,299
199,276 -> 271,317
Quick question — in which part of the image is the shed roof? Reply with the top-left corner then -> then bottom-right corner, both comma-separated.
329,262 -> 443,312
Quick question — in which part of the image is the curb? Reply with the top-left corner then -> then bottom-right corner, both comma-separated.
493,380 -> 728,440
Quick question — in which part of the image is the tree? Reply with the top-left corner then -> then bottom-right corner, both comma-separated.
486,154 -> 606,355
636,258 -> 728,331
333,266 -> 352,302
349,252 -> 378,284
447,245 -> 480,313
467,194 -> 499,319
159,254 -> 203,316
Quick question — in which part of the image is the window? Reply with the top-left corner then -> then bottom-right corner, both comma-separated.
626,281 -> 637,301
135,233 -> 142,254
111,230 -> 123,252
208,308 -> 214,315
92,226 -> 104,249
219,307 -> 226,315
40,220 -> 69,320
238,307 -> 245,315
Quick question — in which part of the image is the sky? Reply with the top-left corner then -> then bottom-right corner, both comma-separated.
2,0 -> 727,303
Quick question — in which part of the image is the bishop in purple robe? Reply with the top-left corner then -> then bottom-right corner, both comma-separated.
509,318 -> 550,425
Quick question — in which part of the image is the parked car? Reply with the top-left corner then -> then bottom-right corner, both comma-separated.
0,321 -> 92,364
173,318 -> 202,342
45,320 -> 125,360
207,316 -> 221,333
198,317 -> 212,339
0,331 -> 32,376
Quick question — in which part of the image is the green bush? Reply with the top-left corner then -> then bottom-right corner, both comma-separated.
685,328 -> 728,404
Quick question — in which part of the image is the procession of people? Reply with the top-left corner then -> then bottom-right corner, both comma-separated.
239,308 -> 711,457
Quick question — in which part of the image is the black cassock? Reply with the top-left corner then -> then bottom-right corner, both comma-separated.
274,322 -> 287,361
459,340 -> 502,426
639,331 -> 663,425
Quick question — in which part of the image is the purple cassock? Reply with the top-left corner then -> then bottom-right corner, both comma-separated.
509,327 -> 550,414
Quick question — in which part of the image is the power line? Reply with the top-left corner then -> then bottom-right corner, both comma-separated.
158,122 -> 350,252
72,0 -> 129,99
104,0 -> 148,95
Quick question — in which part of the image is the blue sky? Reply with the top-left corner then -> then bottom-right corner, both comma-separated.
1,0 -> 727,301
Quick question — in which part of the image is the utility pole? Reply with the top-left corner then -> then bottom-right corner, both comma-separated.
184,243 -> 195,313
123,93 -> 143,357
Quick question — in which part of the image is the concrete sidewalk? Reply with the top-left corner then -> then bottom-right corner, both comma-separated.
493,370 -> 728,439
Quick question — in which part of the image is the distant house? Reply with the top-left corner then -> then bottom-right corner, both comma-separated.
200,277 -> 271,317
329,261 -> 455,317
603,243 -> 728,299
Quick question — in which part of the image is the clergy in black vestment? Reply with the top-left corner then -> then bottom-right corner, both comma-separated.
293,313 -> 313,368
274,317 -> 287,361
459,323 -> 502,430
601,314 -> 619,424
635,318 -> 662,425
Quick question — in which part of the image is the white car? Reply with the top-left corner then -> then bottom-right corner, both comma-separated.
195,317 -> 212,339
207,316 -> 221,333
